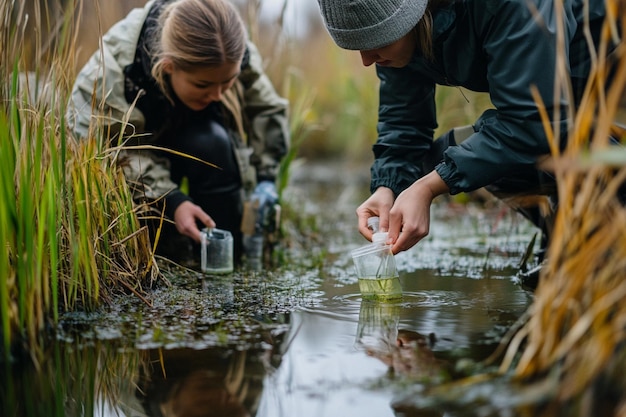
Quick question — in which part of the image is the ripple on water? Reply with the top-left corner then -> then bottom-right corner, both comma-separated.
399,291 -> 464,307
330,290 -> 462,308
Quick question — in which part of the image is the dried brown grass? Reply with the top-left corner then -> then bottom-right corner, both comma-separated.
499,0 -> 626,413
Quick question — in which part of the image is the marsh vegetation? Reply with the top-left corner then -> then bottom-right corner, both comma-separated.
2,0 -> 626,416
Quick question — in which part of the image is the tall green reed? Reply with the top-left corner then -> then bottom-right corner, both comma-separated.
276,68 -> 321,197
1,0 -> 157,361
242,0 -> 321,197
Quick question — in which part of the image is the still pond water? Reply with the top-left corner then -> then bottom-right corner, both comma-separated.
2,161 -> 538,417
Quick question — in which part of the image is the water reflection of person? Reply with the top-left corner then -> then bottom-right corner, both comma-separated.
136,334 -> 287,417
371,329 -> 447,380
365,327 -> 449,417
356,301 -> 450,380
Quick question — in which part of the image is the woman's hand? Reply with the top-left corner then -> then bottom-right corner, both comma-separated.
388,171 -> 449,254
356,187 -> 396,240
173,201 -> 216,243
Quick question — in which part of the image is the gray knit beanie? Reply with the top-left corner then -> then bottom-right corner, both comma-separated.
317,0 -> 428,51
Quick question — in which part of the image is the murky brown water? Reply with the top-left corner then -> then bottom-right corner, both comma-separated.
1,160 -> 540,417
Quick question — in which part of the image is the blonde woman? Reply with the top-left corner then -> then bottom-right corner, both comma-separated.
69,0 -> 289,264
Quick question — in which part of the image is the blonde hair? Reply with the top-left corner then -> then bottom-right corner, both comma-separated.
151,0 -> 247,100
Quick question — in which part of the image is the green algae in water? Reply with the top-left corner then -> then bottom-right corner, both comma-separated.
358,276 -> 402,301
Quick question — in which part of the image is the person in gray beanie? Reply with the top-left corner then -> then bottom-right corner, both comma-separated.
317,0 -> 620,285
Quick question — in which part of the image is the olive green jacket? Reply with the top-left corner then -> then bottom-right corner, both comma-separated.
68,0 -> 289,206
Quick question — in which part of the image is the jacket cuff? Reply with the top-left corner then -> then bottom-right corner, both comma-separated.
257,176 -> 275,185
164,190 -> 192,219
435,161 -> 462,195
370,178 -> 405,198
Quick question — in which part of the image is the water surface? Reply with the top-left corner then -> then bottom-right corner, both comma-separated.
1,161 -> 539,417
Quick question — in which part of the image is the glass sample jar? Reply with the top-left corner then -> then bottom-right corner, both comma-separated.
200,228 -> 234,275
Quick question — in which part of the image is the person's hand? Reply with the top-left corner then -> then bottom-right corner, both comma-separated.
173,201 -> 216,243
387,171 -> 449,254
253,181 -> 279,208
250,181 -> 279,233
254,181 -> 278,227
356,187 -> 395,241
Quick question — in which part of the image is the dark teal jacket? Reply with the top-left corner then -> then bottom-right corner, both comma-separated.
371,0 -> 609,195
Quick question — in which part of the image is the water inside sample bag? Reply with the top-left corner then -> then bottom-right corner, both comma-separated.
351,217 -> 402,301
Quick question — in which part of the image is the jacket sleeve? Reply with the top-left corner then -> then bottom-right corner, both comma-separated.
435,0 -> 564,194
119,149 -> 190,219
238,41 -> 290,182
67,1 -> 185,213
67,4 -> 148,142
371,64 -> 437,196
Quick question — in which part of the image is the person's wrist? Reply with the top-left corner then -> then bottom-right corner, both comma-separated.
374,186 -> 395,199
416,172 -> 448,200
